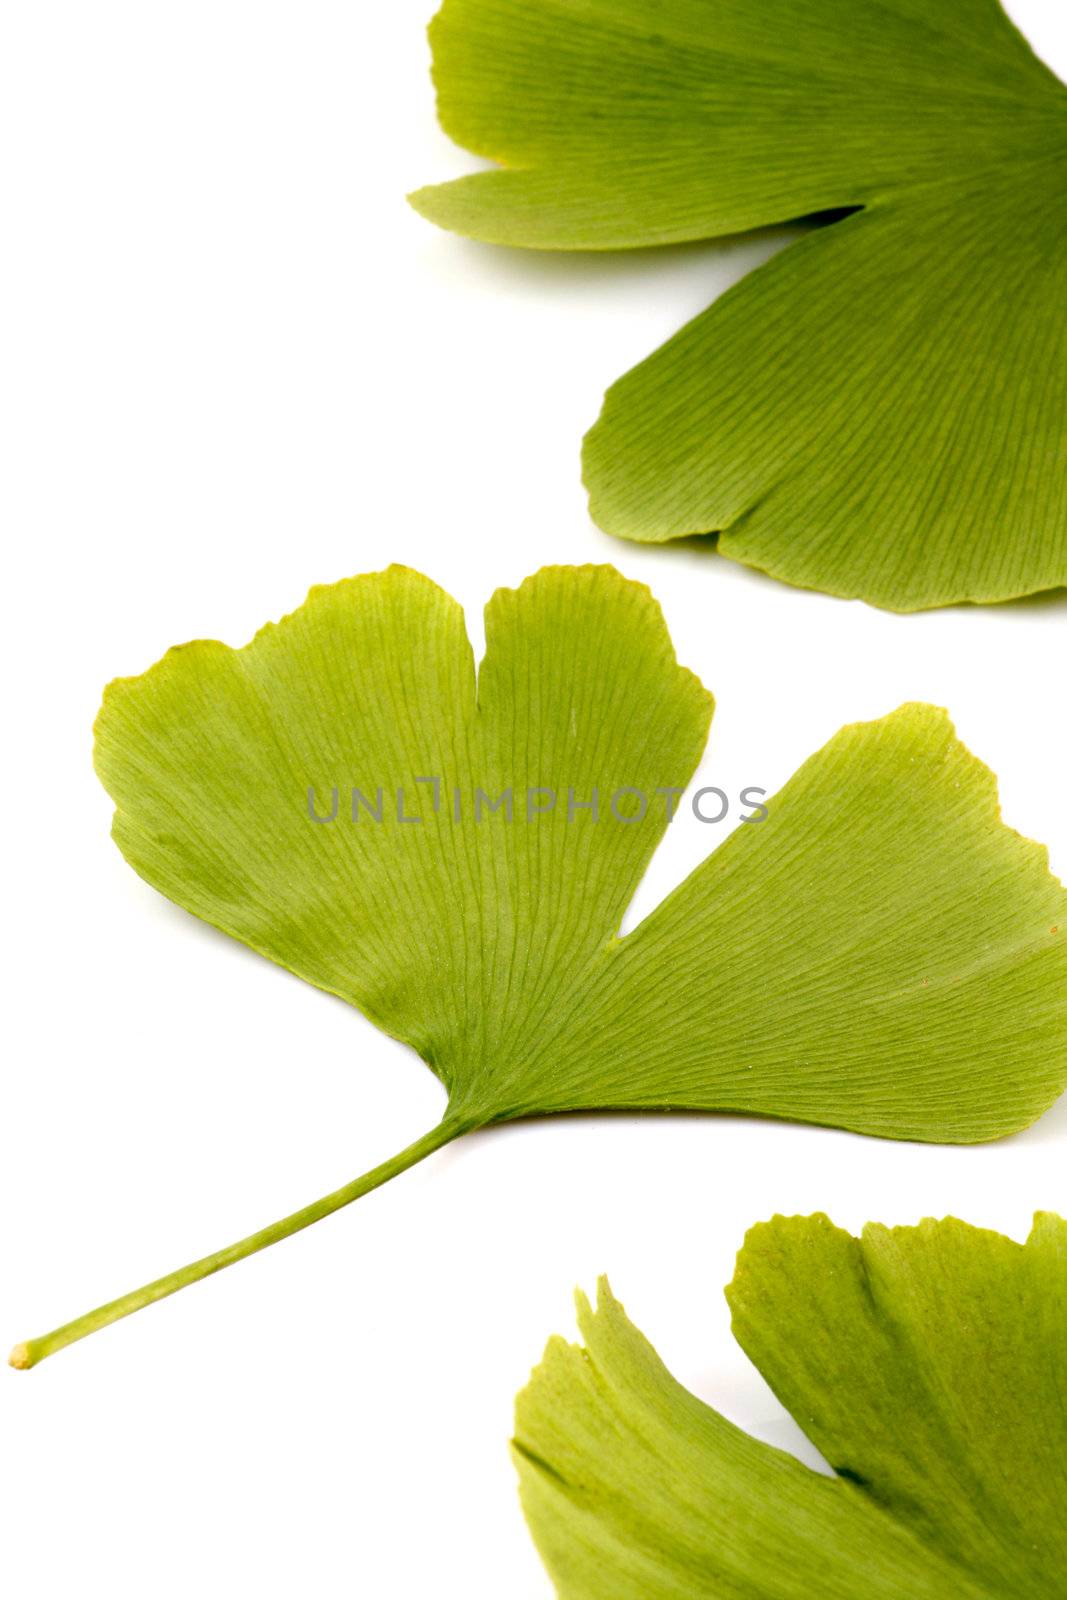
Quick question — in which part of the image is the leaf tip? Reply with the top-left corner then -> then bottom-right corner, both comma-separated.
405,184 -> 438,221
593,1272 -> 614,1306
572,1284 -> 594,1325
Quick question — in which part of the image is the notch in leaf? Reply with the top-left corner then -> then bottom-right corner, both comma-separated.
411,0 -> 1067,611
515,1211 -> 1067,1597
11,566 -> 1066,1368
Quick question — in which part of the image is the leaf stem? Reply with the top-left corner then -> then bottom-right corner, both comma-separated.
10,1115 -> 469,1370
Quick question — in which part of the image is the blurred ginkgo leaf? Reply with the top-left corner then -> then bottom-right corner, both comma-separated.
412,0 -> 1067,610
515,1211 -> 1067,1597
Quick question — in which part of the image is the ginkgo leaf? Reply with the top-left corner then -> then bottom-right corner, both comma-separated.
11,566 -> 1067,1368
515,1212 -> 1067,1598
410,0 -> 1067,611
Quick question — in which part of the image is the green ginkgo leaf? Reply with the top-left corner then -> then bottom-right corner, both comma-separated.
11,566 -> 1067,1368
411,0 -> 1067,611
515,1211 -> 1067,1598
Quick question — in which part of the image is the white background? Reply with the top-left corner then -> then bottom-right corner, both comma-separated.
2,3 -> 1065,1595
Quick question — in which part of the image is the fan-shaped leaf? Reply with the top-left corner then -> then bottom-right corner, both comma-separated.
515,1212 -> 1067,1597
11,566 -> 1066,1366
411,0 -> 1067,611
